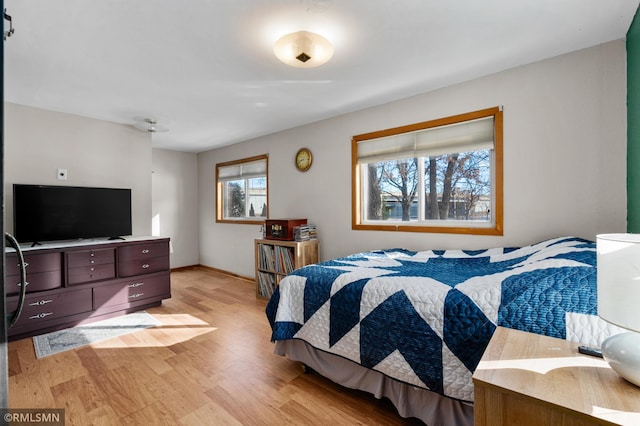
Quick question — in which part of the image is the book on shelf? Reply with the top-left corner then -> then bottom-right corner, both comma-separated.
257,271 -> 275,298
259,244 -> 276,270
275,246 -> 295,274
293,224 -> 317,241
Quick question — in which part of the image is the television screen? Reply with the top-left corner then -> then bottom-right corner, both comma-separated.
13,184 -> 132,244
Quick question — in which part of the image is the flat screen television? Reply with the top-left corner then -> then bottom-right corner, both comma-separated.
13,184 -> 132,244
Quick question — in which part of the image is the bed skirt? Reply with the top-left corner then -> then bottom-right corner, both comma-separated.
274,339 -> 473,426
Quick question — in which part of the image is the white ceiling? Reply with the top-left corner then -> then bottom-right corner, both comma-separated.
4,1 -> 639,153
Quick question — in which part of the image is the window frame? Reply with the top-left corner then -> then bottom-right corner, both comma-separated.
351,107 -> 503,235
216,154 -> 269,225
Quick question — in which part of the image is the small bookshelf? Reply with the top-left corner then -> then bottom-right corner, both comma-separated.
254,238 -> 318,299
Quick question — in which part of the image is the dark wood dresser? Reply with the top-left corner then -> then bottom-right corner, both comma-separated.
5,236 -> 171,340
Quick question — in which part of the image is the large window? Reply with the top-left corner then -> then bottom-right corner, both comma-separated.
216,154 -> 268,224
352,107 -> 503,235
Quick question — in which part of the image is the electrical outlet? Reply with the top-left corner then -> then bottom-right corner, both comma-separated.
57,168 -> 68,180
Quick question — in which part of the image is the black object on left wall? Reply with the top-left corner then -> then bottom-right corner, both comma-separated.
4,234 -> 27,328
0,0 -> 8,410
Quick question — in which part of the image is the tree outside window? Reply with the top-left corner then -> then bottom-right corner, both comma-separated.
353,107 -> 502,235
216,154 -> 268,224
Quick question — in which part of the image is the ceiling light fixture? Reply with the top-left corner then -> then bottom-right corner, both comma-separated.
133,118 -> 169,133
273,31 -> 333,68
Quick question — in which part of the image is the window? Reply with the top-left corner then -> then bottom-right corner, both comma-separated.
352,107 -> 503,235
216,154 -> 268,224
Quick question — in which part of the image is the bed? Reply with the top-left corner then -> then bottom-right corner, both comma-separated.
265,236 -> 620,425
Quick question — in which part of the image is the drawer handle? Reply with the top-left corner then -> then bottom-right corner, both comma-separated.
90,253 -> 95,257
90,260 -> 95,264
142,264 -> 150,269
29,312 -> 53,320
128,282 -> 144,288
142,249 -> 150,254
17,262 -> 29,269
17,281 -> 29,288
129,292 -> 145,299
29,299 -> 52,306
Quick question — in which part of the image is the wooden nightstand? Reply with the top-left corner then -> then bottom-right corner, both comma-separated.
473,327 -> 640,425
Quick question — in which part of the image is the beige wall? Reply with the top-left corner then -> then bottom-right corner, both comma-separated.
4,40 -> 628,279
198,40 -> 628,278
4,103 -> 152,239
152,148 -> 199,268
3,105 -> 199,269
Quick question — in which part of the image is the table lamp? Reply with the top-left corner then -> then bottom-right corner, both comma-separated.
597,233 -> 640,387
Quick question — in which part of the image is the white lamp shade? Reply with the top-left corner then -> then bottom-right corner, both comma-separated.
273,31 -> 333,68
597,233 -> 640,332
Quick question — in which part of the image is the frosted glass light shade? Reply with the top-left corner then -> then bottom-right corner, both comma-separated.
273,31 -> 333,68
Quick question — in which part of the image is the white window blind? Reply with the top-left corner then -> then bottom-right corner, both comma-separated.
218,159 -> 267,181
357,116 -> 495,164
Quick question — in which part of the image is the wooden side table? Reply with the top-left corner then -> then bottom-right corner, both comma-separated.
473,327 -> 640,425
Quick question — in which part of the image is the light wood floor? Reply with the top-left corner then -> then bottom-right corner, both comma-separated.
8,267 -> 424,425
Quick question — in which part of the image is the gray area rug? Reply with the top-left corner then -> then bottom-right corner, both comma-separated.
33,311 -> 161,358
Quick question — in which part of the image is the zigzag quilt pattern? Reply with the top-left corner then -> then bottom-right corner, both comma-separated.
266,237 -> 598,402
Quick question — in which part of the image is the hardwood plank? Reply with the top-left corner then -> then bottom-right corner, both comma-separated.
8,266 -> 424,424
179,401 -> 244,426
119,401 -> 181,425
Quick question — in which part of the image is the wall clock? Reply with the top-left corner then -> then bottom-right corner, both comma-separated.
295,147 -> 313,172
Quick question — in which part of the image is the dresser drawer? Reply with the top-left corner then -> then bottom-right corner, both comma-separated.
67,263 -> 116,285
5,252 -> 62,276
66,248 -> 115,268
6,288 -> 93,328
118,241 -> 169,262
5,270 -> 62,296
93,273 -> 171,308
118,256 -> 170,277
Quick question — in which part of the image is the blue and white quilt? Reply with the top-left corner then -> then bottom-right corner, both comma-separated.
266,237 -> 603,402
